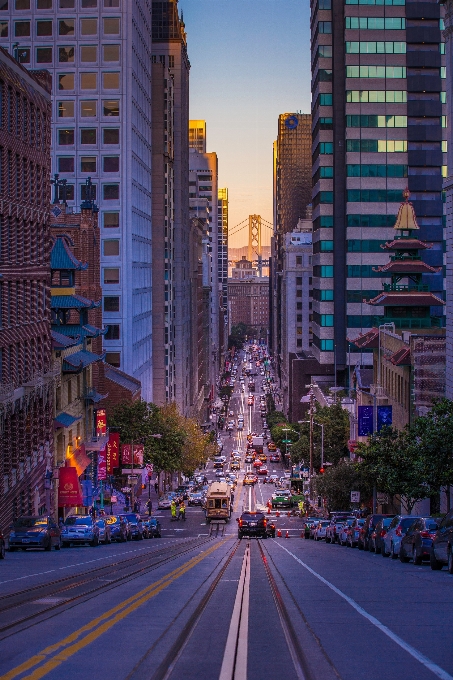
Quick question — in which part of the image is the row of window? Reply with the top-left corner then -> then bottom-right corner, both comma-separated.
346,65 -> 406,78
58,127 -> 119,145
56,182 -> 119,201
314,312 -> 334,326
58,72 -> 119,90
57,155 -> 119,173
346,89 -> 406,103
346,41 -> 406,54
347,114 -> 407,128
0,17 -> 120,38
0,81 -> 46,148
58,99 -> 119,118
312,336 -> 335,352
313,214 -> 400,229
346,139 -> 407,153
14,44 -> 120,66
313,289 -> 334,301
345,16 -> 405,29
0,0 -> 120,8
348,239 -> 387,251
0,151 -> 47,205
0,218 -> 47,264
346,0 -> 404,5
0,280 -> 46,328
347,163 -> 407,177
347,189 -> 408,202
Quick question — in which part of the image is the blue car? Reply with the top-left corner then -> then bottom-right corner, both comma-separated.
143,517 -> 161,538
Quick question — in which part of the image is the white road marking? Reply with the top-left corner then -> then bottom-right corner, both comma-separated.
276,544 -> 453,680
219,543 -> 250,680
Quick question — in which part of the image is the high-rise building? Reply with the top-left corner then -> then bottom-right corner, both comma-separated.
189,119 -> 206,153
311,0 -> 446,385
0,0 -> 154,399
152,1 -> 192,415
189,145 -> 219,399
271,113 -> 312,384
218,187 -> 228,357
0,49 -> 55,533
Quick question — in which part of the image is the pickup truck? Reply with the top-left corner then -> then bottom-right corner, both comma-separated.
271,489 -> 293,509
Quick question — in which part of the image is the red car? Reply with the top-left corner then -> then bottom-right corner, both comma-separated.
253,459 -> 262,468
270,454 -> 280,463
258,467 -> 268,475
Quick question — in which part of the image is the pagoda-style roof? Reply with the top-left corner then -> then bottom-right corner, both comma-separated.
347,328 -> 379,349
51,294 -> 101,310
393,188 -> 419,231
382,238 -> 431,252
51,329 -> 80,349
51,237 -> 88,271
62,349 -> 105,373
366,291 -> 445,307
51,323 -> 107,339
389,348 -> 411,366
373,261 -> 442,275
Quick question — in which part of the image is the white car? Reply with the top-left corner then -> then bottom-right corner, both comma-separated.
314,521 -> 330,541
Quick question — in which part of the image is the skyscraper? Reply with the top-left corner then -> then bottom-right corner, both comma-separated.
189,119 -> 206,153
311,0 -> 446,384
218,187 -> 229,357
0,0 -> 154,398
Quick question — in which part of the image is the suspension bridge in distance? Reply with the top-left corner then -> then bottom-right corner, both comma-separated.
228,215 -> 273,277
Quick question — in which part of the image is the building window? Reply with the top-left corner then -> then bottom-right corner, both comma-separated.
81,156 -> 96,172
103,239 -> 119,256
59,18 -> 73,35
105,351 -> 120,367
103,100 -> 119,116
58,101 -> 74,117
346,114 -> 407,128
37,19 -> 52,35
15,20 -> 30,36
59,0 -> 75,6
103,211 -> 119,228
103,295 -> 119,312
16,0 -> 30,8
37,0 -> 52,7
81,45 -> 97,62
346,139 -> 407,153
81,100 -> 96,117
346,90 -> 406,103
80,183 -> 96,199
346,41 -> 406,54
103,156 -> 119,172
81,72 -> 97,89
103,17 -> 120,34
347,164 -> 407,178
58,73 -> 74,90
59,183 -> 74,200
296,256 -> 302,265
103,44 -> 119,61
81,18 -> 97,35
346,65 -> 406,78
105,324 -> 120,340
59,46 -> 74,62
58,157 -> 74,172
36,46 -> 52,62
347,189 -> 405,203
103,128 -> 119,144
81,128 -> 96,144
58,128 -> 74,145
102,72 -> 119,89
168,54 -> 175,67
0,21 -> 7,36
345,16 -> 405,29
103,184 -> 119,200
82,0 -> 97,5
320,339 -> 334,351
104,0 -> 119,5
104,268 -> 119,284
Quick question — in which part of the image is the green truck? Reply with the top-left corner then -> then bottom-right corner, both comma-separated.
271,489 -> 293,508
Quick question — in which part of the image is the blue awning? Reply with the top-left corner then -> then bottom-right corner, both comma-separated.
62,350 -> 105,373
51,295 -> 101,310
54,412 -> 82,429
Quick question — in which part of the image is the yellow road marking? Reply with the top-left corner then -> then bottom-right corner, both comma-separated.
3,541 -> 225,680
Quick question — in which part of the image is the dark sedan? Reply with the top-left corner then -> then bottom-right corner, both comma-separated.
237,512 -> 268,539
144,517 -> 162,538
358,514 -> 394,551
120,513 -> 144,540
8,516 -> 61,551
106,515 -> 129,542
370,517 -> 394,554
399,517 -> 439,564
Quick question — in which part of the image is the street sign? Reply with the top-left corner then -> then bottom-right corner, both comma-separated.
122,469 -> 144,475
282,439 -> 292,443
350,491 -> 360,503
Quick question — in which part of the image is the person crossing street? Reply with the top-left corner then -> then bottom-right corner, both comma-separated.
179,500 -> 186,521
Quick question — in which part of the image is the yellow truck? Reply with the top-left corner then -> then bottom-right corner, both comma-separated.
205,482 -> 232,523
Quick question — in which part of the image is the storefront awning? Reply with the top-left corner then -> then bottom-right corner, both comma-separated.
54,412 -> 82,429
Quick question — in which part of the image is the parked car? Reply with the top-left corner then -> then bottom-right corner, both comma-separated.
430,508 -> 453,572
370,517 -> 394,554
399,517 -> 439,564
158,495 -> 172,510
8,516 -> 61,551
188,492 -> 203,506
61,515 -> 100,547
325,520 -> 347,544
0,527 -> 5,558
143,517 -> 162,538
338,518 -> 356,546
358,514 -> 394,551
313,520 -> 330,540
96,518 -> 112,544
346,518 -> 366,548
382,515 -> 422,559
106,515 -> 129,542
120,513 -> 144,540
237,511 -> 268,539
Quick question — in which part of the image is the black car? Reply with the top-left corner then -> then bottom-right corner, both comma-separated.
106,515 -> 129,542
370,517 -> 394,554
237,512 -> 268,539
143,517 -> 162,538
120,513 -> 144,540
358,514 -> 394,551
8,516 -> 61,551
430,508 -> 453,572
399,517 -> 439,564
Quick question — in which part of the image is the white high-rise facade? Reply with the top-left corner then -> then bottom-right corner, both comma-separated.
0,0 -> 154,399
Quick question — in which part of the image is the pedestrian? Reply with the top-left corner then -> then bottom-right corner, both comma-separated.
133,500 -> 139,513
146,498 -> 153,516
179,500 -> 186,521
170,500 -> 176,520
90,505 -> 96,519
154,482 -> 158,494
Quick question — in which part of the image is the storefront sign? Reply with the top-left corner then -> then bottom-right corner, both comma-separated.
106,433 -> 120,473
122,444 -> 132,464
98,446 -> 107,480
377,405 -> 393,431
122,444 -> 144,466
58,466 -> 83,507
95,408 -> 107,437
358,406 -> 373,436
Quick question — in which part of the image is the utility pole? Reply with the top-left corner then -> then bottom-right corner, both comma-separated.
309,391 -> 314,477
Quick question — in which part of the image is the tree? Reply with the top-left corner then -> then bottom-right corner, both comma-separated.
228,322 -> 249,350
266,410 -> 287,430
314,460 -> 373,512
314,403 -> 350,466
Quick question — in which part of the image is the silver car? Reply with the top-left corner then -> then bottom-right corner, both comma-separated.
314,520 -> 330,540
382,515 -> 422,559
61,515 -> 100,547
96,518 -> 112,544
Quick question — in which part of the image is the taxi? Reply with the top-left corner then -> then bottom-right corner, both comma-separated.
244,473 -> 258,485
267,442 -> 277,452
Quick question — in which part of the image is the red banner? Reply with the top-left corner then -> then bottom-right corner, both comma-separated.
134,444 -> 144,466
122,444 -> 132,464
58,466 -> 83,507
95,409 -> 107,437
66,444 -> 90,477
106,433 -> 120,474
98,446 -> 107,480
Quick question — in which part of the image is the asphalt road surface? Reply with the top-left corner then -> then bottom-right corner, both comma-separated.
1,358 -> 453,680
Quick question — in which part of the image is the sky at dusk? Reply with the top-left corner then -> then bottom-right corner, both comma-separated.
179,0 -> 311,248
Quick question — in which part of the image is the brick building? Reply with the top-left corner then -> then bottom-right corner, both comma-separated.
0,48 -> 54,533
228,274 -> 270,336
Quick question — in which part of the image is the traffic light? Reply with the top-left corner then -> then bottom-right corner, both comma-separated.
319,467 -> 325,474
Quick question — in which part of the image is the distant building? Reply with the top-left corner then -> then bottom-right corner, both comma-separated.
231,256 -> 257,279
189,120 -> 207,153
228,276 -> 270,336
218,188 -> 229,358
0,50 -> 54,534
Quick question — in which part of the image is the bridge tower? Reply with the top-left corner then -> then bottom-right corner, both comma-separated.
248,215 -> 262,274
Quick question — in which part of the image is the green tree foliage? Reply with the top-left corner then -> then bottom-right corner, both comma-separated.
409,399 -> 453,494
266,410 -> 287,430
270,425 -> 299,451
228,322 -> 250,350
314,460 -> 373,512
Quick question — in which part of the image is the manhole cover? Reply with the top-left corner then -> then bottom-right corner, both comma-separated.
33,597 -> 68,605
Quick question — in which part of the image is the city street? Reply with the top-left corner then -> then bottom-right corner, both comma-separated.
1,366 -> 453,680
